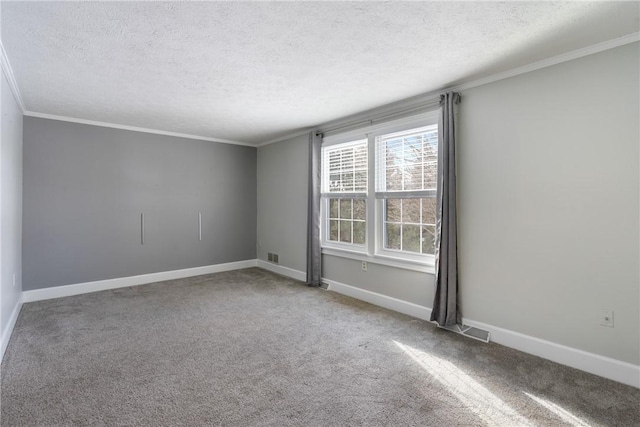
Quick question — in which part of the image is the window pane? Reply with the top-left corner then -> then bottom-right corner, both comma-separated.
325,197 -> 365,247
421,197 -> 437,225
405,135 -> 422,156
353,221 -> 366,245
424,161 -> 438,190
376,125 -> 438,193
342,172 -> 354,192
339,220 -> 352,243
322,140 -> 368,193
353,199 -> 366,221
402,225 -> 421,253
383,197 -> 434,255
329,174 -> 340,191
355,170 -> 367,191
329,199 -> 339,219
386,164 -> 403,191
329,220 -> 339,241
404,163 -> 423,191
423,132 -> 438,191
422,225 -> 436,255
402,198 -> 420,223
386,199 -> 401,222
386,223 -> 401,250
339,199 -> 352,219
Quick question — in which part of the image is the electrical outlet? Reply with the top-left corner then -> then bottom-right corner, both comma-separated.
12,273 -> 16,288
600,310 -> 614,327
273,254 -> 279,264
362,261 -> 367,271
267,253 -> 273,262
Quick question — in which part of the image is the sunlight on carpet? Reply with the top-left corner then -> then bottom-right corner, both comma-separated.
524,391 -> 590,426
394,340 -> 532,426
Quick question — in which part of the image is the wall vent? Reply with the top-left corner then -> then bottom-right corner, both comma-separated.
438,324 -> 491,343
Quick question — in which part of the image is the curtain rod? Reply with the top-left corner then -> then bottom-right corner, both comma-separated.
318,97 -> 441,136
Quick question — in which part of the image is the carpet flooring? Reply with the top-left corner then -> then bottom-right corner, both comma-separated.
1,268 -> 639,426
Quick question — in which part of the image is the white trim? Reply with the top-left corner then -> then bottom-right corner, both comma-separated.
461,318 -> 640,389
322,112 -> 438,145
24,112 -> 256,147
325,278 -> 433,321
322,247 -> 435,274
257,129 -> 313,147
22,260 -> 258,302
313,33 -> 640,141
455,32 -> 640,92
0,41 -> 26,114
5,32 -> 636,150
318,95 -> 442,138
1,296 -> 23,363
326,279 -> 640,388
256,260 -> 306,282
320,116 -> 440,274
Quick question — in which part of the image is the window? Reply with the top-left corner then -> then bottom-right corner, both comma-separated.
322,139 -> 367,247
376,125 -> 438,255
327,199 -> 366,245
321,114 -> 438,271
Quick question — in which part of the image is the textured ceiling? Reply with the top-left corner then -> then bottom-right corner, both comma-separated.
1,1 -> 639,145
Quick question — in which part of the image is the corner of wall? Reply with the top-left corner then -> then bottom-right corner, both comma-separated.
0,60 -> 25,364
0,296 -> 22,363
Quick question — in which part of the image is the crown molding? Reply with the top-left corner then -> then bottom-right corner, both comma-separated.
319,90 -> 442,136
24,111 -> 256,147
256,91 -> 442,147
7,31 -> 639,148
259,32 -> 639,146
0,40 -> 26,114
326,32 -> 640,137
2,38 -> 255,146
453,32 -> 640,92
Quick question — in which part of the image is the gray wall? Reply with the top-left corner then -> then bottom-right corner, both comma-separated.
1,69 -> 23,344
457,43 -> 639,365
23,117 -> 257,291
323,256 -> 433,307
255,133 -> 434,309
256,42 -> 639,365
256,134 -> 308,272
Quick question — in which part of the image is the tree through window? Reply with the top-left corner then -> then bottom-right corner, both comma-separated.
320,117 -> 438,264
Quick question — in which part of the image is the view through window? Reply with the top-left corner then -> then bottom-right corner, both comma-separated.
321,119 -> 438,264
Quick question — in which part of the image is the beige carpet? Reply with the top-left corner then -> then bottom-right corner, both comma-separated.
1,268 -> 639,426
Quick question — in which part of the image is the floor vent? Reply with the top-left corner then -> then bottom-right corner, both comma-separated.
438,324 -> 491,343
319,282 -> 329,290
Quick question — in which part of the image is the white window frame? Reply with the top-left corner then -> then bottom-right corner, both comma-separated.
320,111 -> 439,273
321,138 -> 368,250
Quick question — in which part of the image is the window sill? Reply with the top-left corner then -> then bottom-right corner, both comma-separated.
321,246 -> 435,274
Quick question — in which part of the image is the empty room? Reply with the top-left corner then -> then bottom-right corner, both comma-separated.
1,1 -> 639,425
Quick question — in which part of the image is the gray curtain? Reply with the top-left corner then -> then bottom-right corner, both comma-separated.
306,131 -> 322,287
430,92 -> 461,326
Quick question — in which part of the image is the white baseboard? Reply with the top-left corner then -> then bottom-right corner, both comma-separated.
22,259 -> 258,303
1,295 -> 23,363
461,318 -> 640,389
16,262 -> 640,388
256,260 -> 306,282
325,279 -> 433,321
325,278 -> 640,389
